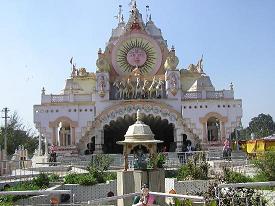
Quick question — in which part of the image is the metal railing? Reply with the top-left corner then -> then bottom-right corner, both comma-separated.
86,191 -> 205,205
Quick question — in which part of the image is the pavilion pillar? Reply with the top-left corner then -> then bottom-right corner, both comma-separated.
52,127 -> 57,145
175,128 -> 182,152
94,129 -> 104,153
202,122 -> 208,143
71,127 -> 76,145
220,121 -> 225,141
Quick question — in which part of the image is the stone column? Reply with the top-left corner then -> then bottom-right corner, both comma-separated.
38,130 -> 42,156
71,127 -> 76,145
94,129 -> 104,153
202,122 -> 207,143
52,127 -> 57,145
174,128 -> 182,152
220,121 -> 225,141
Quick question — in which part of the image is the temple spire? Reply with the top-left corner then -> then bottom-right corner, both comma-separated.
146,5 -> 150,23
115,5 -> 123,23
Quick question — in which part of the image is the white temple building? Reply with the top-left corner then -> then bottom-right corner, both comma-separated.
33,2 -> 242,155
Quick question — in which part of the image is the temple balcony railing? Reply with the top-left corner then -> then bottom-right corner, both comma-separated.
182,89 -> 234,100
41,94 -> 92,104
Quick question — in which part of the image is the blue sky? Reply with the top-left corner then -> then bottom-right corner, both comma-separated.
0,0 -> 274,131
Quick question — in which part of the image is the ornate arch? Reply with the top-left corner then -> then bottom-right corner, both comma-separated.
199,112 -> 228,124
83,100 -> 198,141
49,116 -> 78,128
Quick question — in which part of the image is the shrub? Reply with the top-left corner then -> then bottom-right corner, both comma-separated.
148,153 -> 166,169
223,167 -> 252,183
88,154 -> 114,173
177,159 -> 209,180
173,198 -> 193,206
253,151 -> 275,181
0,182 -> 41,204
64,172 -> 116,186
49,173 -> 60,182
32,173 -> 50,188
64,173 -> 83,185
78,175 -> 97,186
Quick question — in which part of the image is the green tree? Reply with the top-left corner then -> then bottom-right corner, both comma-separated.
0,111 -> 38,155
247,113 -> 275,138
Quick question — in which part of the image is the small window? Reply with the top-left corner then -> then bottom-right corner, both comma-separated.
223,105 -> 225,108
74,109 -> 77,112
51,110 -> 54,113
194,106 -> 197,109
56,110 -> 59,112
218,105 -> 220,108
228,105 -> 230,108
68,109 -> 71,112
79,109 -> 82,112
84,109 -> 88,112
189,106 -> 192,109
183,106 -> 186,109
205,105 -> 208,108
200,105 -> 203,108
90,109 -> 93,112
46,110 -> 49,113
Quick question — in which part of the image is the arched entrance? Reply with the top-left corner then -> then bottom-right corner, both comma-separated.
81,101 -> 199,154
207,117 -> 220,141
103,113 -> 175,153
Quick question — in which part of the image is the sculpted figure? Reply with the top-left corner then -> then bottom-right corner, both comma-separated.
155,78 -> 164,98
96,48 -> 110,72
134,76 -> 143,99
196,55 -> 204,74
168,73 -> 178,96
188,63 -> 197,72
78,68 -> 89,77
142,79 -> 150,98
113,80 -> 123,99
164,46 -> 179,70
148,76 -> 157,98
98,75 -> 106,97
126,78 -> 134,99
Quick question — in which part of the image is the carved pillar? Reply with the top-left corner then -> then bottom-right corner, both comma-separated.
174,128 -> 182,152
94,129 -> 104,153
52,127 -> 57,145
202,122 -> 208,143
71,127 -> 76,145
220,121 -> 225,141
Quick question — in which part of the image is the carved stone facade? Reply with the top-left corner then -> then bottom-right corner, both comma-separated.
33,3 -> 242,155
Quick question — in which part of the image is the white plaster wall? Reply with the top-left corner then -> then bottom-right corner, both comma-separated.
33,104 -> 96,144
181,99 -> 242,139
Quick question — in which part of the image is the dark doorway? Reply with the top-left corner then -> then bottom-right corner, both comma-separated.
103,114 -> 174,154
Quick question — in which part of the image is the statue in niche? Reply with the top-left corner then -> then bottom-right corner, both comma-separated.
133,147 -> 147,170
98,75 -> 106,97
96,48 -> 110,72
167,73 -> 178,96
164,46 -> 179,70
